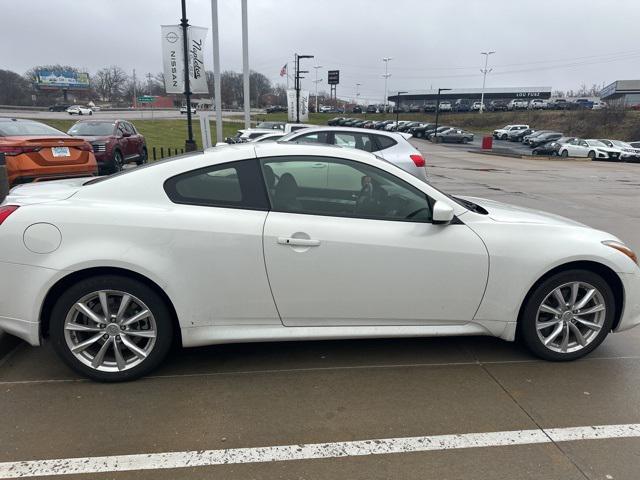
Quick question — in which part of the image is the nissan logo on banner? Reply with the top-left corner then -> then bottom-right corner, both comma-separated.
161,25 -> 209,94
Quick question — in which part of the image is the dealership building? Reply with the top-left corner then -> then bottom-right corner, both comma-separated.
600,80 -> 640,107
387,86 -> 552,106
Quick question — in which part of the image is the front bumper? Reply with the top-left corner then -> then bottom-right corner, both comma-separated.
615,270 -> 640,332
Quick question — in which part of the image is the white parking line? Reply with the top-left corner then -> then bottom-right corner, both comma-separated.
1,423 -> 639,478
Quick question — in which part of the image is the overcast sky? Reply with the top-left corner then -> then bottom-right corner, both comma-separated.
3,0 -> 640,102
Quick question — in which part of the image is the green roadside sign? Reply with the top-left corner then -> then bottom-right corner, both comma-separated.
137,96 -> 155,103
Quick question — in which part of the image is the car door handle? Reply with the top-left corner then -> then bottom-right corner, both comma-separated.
277,237 -> 321,247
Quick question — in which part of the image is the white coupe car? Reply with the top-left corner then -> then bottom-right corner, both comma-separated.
66,105 -> 93,116
1,143 -> 639,381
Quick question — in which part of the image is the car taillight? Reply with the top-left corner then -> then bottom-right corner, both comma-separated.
410,154 -> 426,167
75,143 -> 93,152
0,145 -> 41,156
0,205 -> 19,225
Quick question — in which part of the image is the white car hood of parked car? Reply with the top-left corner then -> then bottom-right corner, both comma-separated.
459,196 -> 587,227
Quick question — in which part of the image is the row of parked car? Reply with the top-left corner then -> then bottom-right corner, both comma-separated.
492,124 -> 640,161
326,117 -> 474,144
0,117 -> 148,187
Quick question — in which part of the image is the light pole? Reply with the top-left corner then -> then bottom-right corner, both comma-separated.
433,88 -> 451,142
382,57 -> 392,112
295,54 -> 314,123
180,0 -> 196,151
479,51 -> 495,114
355,83 -> 361,103
313,64 -> 322,114
395,91 -> 407,125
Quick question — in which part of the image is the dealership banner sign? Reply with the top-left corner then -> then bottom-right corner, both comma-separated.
161,25 -> 209,94
287,89 -> 309,122
35,70 -> 90,89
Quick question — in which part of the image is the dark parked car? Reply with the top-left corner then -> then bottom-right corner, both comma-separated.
397,121 -> 421,133
507,128 -> 535,142
48,104 -> 71,112
434,128 -> 474,144
408,123 -> 434,138
352,120 -> 368,128
489,100 -> 508,111
532,136 -> 575,156
422,102 -> 437,113
528,132 -> 563,148
265,105 -> 286,113
352,106 -> 363,113
408,104 -> 421,113
453,100 -> 472,112
374,120 -> 393,130
67,120 -> 147,174
327,117 -> 344,126
366,105 -> 378,114
426,126 -> 453,140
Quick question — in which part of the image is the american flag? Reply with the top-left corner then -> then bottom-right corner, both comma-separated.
280,64 -> 287,77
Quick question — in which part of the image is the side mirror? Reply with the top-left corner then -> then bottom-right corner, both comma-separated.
432,201 -> 455,224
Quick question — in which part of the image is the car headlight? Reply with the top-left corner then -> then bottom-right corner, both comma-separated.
602,240 -> 638,265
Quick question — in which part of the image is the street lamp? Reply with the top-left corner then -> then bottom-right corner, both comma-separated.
382,57 -> 392,112
395,91 -> 407,125
356,83 -> 361,102
479,51 -> 495,114
313,64 -> 323,114
295,54 -> 314,122
433,88 -> 452,142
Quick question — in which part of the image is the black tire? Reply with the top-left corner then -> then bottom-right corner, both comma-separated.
112,150 -> 123,173
561,150 -> 569,157
89,111 -> 93,116
588,150 -> 596,159
137,147 -> 148,166
50,275 -> 174,382
532,150 -> 538,155
520,269 -> 614,361
501,134 -> 508,140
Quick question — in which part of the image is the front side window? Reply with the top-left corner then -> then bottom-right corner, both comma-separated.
260,156 -> 432,222
164,159 -> 269,209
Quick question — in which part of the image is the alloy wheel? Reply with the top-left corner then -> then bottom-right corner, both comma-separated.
535,281 -> 606,354
63,290 -> 157,372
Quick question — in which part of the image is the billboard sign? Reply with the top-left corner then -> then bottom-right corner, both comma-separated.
287,89 -> 309,122
35,70 -> 90,89
161,25 -> 209,95
327,70 -> 340,85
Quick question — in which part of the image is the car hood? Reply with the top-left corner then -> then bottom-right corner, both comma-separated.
459,196 -> 587,227
71,135 -> 111,142
4,177 -> 92,205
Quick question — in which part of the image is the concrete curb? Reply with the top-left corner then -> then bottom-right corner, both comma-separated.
468,150 -> 592,161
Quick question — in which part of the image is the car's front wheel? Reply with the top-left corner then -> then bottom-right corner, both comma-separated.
50,275 -> 174,382
520,270 -> 614,361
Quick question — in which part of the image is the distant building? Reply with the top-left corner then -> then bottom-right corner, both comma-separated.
600,80 -> 640,107
388,86 -> 552,105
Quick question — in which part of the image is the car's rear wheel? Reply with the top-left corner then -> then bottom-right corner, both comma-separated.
561,150 -> 569,157
50,275 -> 174,382
520,270 -> 614,361
137,147 -> 148,166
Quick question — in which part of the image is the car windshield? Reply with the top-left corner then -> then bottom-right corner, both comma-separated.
0,120 -> 66,136
68,122 -> 115,136
256,122 -> 284,130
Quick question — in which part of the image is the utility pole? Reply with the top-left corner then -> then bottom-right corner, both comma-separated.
433,87 -> 452,141
241,0 -> 250,128
181,0 -> 196,151
395,91 -> 407,125
382,57 -> 392,112
479,51 -> 495,114
132,69 -> 137,108
356,83 -> 361,103
210,0 -> 223,143
313,64 -> 322,114
295,53 -> 314,123
147,73 -> 153,95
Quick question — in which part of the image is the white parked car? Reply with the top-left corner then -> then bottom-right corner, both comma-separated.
508,99 -> 529,110
471,101 -> 485,112
529,99 -> 548,110
559,139 -> 623,160
592,101 -> 607,110
493,124 -> 530,140
438,101 -> 452,112
179,106 -> 196,114
1,143 -> 638,381
279,126 -> 427,181
66,105 -> 93,116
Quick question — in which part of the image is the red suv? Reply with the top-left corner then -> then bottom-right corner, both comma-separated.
67,120 -> 147,174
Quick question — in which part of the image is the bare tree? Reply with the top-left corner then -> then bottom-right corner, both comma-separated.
93,66 -> 128,102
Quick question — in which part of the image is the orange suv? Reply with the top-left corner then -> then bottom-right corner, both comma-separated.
0,118 -> 97,187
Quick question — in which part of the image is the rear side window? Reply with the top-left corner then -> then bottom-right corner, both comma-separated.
164,159 -> 269,210
124,122 -> 136,135
375,135 -> 397,150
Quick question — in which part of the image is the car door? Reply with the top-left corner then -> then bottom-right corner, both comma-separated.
261,155 -> 489,327
124,122 -> 143,158
116,122 -> 130,158
163,158 -> 280,327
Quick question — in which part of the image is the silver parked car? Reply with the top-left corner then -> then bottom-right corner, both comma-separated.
279,126 -> 427,181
